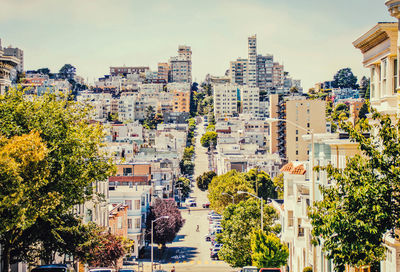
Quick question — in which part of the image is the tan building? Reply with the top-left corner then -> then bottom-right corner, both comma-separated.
286,98 -> 326,161
269,94 -> 326,161
157,62 -> 169,82
169,45 -> 192,83
109,163 -> 152,185
172,89 -> 190,112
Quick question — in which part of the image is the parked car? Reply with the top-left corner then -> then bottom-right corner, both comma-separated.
205,231 -> 216,241
240,267 -> 259,272
88,268 -> 116,272
209,214 -> 222,222
211,243 -> 223,251
32,265 -> 75,272
119,269 -> 136,272
203,202 -> 210,208
259,269 -> 281,272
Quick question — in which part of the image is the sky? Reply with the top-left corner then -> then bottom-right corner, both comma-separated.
0,0 -> 394,90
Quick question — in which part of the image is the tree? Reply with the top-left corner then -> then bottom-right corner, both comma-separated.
59,64 -> 76,80
332,103 -> 349,121
175,177 -> 191,198
0,89 -> 115,269
272,173 -> 284,199
182,146 -> 194,161
251,230 -> 288,269
145,199 -> 185,247
37,68 -> 51,75
332,68 -> 358,89
208,170 -> 254,214
0,132 -> 59,271
359,76 -> 370,99
310,112 -> 400,271
200,131 -> 217,148
196,171 -> 217,191
358,102 -> 369,120
217,199 -> 279,268
245,168 -> 276,200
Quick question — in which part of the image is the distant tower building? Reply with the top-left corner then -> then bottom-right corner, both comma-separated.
247,35 -> 257,87
3,46 -> 23,72
169,45 -> 192,83
256,54 -> 274,92
272,62 -> 284,89
229,58 -> 248,85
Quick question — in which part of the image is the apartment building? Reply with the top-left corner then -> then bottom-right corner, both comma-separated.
273,62 -> 285,90
213,83 -> 238,118
269,94 -> 326,161
109,163 -> 152,186
109,185 -> 151,258
110,66 -> 149,77
248,35 -> 257,87
169,45 -> 192,83
256,54 -> 274,92
3,45 -> 23,73
240,85 -> 260,115
229,58 -> 248,85
0,46 -> 19,94
157,62 -> 169,82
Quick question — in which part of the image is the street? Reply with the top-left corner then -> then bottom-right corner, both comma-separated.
156,117 -> 234,272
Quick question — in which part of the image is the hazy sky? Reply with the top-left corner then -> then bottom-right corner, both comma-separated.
0,0 -> 394,89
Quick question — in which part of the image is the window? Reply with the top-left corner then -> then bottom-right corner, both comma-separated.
296,137 -> 298,141
296,150 -> 299,155
125,200 -> 132,210
307,123 -> 310,128
117,217 -> 122,229
123,167 -> 133,176
394,59 -> 398,92
127,218 -> 132,229
135,200 -> 140,210
135,218 -> 141,229
296,130 -> 298,135
288,210 -> 294,227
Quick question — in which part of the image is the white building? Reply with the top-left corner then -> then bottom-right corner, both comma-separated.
247,35 -> 257,87
213,83 -> 238,118
108,185 -> 151,258
240,85 -> 260,116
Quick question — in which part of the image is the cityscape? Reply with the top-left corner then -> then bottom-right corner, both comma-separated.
0,1 -> 399,272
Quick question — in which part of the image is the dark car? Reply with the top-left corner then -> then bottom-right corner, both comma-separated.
210,249 -> 220,260
202,203 -> 210,208
32,264 -> 74,272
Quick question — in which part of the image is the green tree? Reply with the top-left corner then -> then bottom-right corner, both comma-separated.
175,177 -> 191,198
359,76 -> 370,99
332,68 -> 358,89
251,230 -> 288,269
358,102 -> 370,120
245,168 -> 276,200
217,199 -> 279,268
196,171 -> 217,191
59,64 -> 76,80
273,173 -> 284,199
201,131 -> 217,148
208,170 -> 254,214
0,132 -> 59,271
206,124 -> 215,131
0,89 -> 114,269
182,146 -> 194,161
310,112 -> 400,271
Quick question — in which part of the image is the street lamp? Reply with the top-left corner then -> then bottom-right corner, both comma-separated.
221,192 -> 235,204
151,216 -> 169,272
264,117 -> 316,270
237,190 -> 263,230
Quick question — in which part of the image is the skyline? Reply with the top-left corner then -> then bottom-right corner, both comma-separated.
0,0 -> 394,89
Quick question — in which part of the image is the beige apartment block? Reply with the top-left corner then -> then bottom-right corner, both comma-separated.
286,98 -> 326,161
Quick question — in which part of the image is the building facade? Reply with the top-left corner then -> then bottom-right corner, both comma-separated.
213,83 -> 238,118
247,35 -> 257,87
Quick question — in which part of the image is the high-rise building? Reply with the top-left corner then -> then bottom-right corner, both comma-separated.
3,45 -> 23,72
256,54 -> 274,92
169,45 -> 192,83
157,62 -> 169,82
213,83 -> 238,118
229,58 -> 248,85
272,62 -> 284,89
247,35 -> 257,87
0,46 -> 19,94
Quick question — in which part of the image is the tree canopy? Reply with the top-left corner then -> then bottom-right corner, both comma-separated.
310,112 -> 400,271
207,170 -> 254,214
0,89 -> 115,270
245,168 -> 276,200
200,131 -> 217,148
175,177 -> 191,199
145,199 -> 185,246
251,230 -> 288,269
332,68 -> 358,89
196,171 -> 217,191
217,199 -> 279,268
